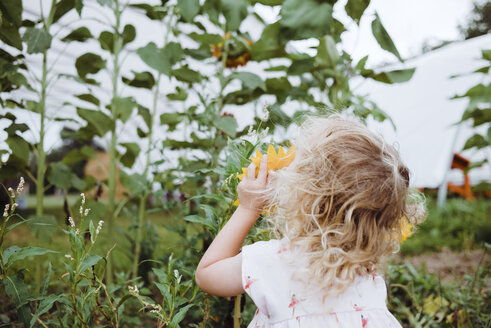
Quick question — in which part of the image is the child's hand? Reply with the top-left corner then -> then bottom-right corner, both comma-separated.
237,155 -> 269,213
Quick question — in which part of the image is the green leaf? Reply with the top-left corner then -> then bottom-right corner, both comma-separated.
71,174 -> 86,190
122,71 -> 155,89
172,67 -> 202,83
184,215 -> 216,232
39,263 -> 52,297
23,28 -> 52,54
111,97 -> 136,122
75,53 -> 106,78
232,72 -> 266,91
221,0 -> 248,32
345,0 -> 370,24
53,0 -> 76,23
279,0 -> 333,40
0,1 -> 23,27
27,215 -> 57,242
2,274 -> 31,327
250,22 -> 285,61
119,171 -> 147,195
75,93 -> 100,106
137,42 -> 170,75
188,32 -> 222,46
4,246 -> 56,267
79,254 -> 102,274
370,68 -> 415,84
178,0 -> 200,22
371,12 -> 402,62
98,31 -> 115,52
170,304 -> 194,327
287,58 -> 314,75
213,116 -> 237,137
130,3 -> 166,20
463,134 -> 487,150
138,105 -> 152,128
316,35 -> 339,68
77,107 -> 114,136
482,49 -> 491,61
122,24 -> 136,45
161,113 -> 184,131
254,0 -> 283,5
30,294 -> 62,328
0,24 -> 23,50
63,146 -> 96,165
6,135 -> 30,163
167,87 -> 188,101
120,142 -> 139,168
47,162 -> 72,189
61,27 -> 93,42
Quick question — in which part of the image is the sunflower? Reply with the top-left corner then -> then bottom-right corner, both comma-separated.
400,217 -> 413,242
211,32 -> 253,69
233,144 -> 295,206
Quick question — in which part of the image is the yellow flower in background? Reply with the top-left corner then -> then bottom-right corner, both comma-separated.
233,144 -> 296,206
400,217 -> 413,242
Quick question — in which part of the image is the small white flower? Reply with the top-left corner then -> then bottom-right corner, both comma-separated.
152,304 -> 162,311
128,285 -> 139,296
174,269 -> 179,279
261,104 -> 269,121
3,204 -> 10,217
84,208 -> 90,216
65,254 -> 74,261
95,220 -> 104,235
247,125 -> 255,136
75,228 -> 80,235
68,217 -> 75,228
16,177 -> 24,194
258,126 -> 269,139
8,187 -> 15,198
11,203 -> 18,211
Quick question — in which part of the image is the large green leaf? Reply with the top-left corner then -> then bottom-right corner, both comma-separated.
119,171 -> 147,195
188,32 -> 222,46
138,42 -> 182,75
279,0 -> 333,40
23,28 -> 52,54
463,134 -> 488,150
316,35 -> 339,69
120,142 -> 139,168
221,0 -> 248,32
2,274 -> 31,327
370,68 -> 415,84
0,1 -> 23,27
178,0 -> 200,22
0,24 -> 23,50
53,0 -> 76,23
130,3 -> 166,20
170,304 -> 194,327
122,24 -> 136,45
172,67 -> 202,83
345,0 -> 370,24
482,49 -> 491,61
161,113 -> 185,131
61,27 -> 93,42
75,93 -> 100,106
79,254 -> 102,274
371,12 -> 402,62
138,105 -> 152,128
63,146 -> 96,165
75,53 -> 106,78
47,162 -> 72,189
6,135 -> 30,163
111,97 -> 136,122
30,294 -> 62,328
232,72 -> 266,91
122,71 -> 155,89
77,107 -> 114,136
250,22 -> 285,61
98,31 -> 115,52
213,116 -> 237,137
4,246 -> 56,267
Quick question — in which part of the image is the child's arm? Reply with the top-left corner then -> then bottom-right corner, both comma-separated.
195,155 -> 268,297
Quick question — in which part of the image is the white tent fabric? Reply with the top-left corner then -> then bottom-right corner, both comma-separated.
359,34 -> 491,189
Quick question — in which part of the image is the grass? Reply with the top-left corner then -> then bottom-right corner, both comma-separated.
401,196 -> 491,256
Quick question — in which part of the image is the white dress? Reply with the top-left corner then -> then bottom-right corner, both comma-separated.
241,239 -> 402,328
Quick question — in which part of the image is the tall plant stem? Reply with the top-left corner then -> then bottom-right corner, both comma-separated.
34,49 -> 48,289
106,0 -> 122,285
131,74 -> 161,278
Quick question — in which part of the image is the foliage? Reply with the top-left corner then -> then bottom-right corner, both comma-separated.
388,247 -> 490,327
401,197 -> 491,255
459,0 -> 491,40
0,0 -> 432,326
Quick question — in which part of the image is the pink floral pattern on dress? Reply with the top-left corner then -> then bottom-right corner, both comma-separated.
245,275 -> 258,289
361,314 -> 368,327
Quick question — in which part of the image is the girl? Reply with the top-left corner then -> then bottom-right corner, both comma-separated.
195,115 -> 425,327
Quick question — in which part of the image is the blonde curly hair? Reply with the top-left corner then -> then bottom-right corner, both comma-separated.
266,115 -> 425,295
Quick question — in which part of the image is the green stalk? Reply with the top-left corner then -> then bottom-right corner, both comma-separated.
34,49 -> 48,289
106,0 -> 122,285
131,74 -> 160,278
233,295 -> 241,328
